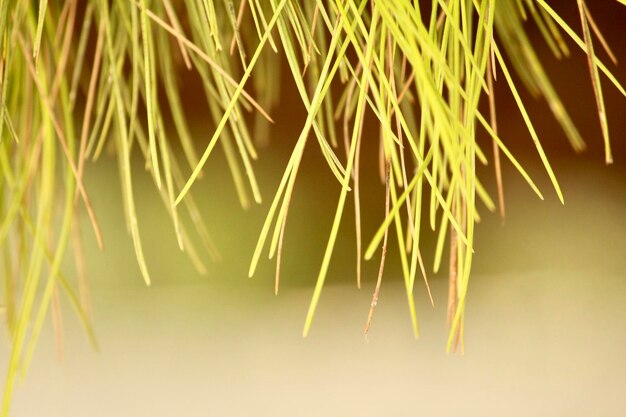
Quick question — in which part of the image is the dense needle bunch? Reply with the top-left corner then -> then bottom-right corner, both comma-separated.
0,0 -> 623,414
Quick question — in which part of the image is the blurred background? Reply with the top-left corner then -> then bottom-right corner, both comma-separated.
1,1 -> 625,416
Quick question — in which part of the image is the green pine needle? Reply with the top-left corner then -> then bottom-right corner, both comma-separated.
0,0 -> 624,413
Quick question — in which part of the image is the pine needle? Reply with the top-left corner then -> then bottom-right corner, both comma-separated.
0,3 -> 624,410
